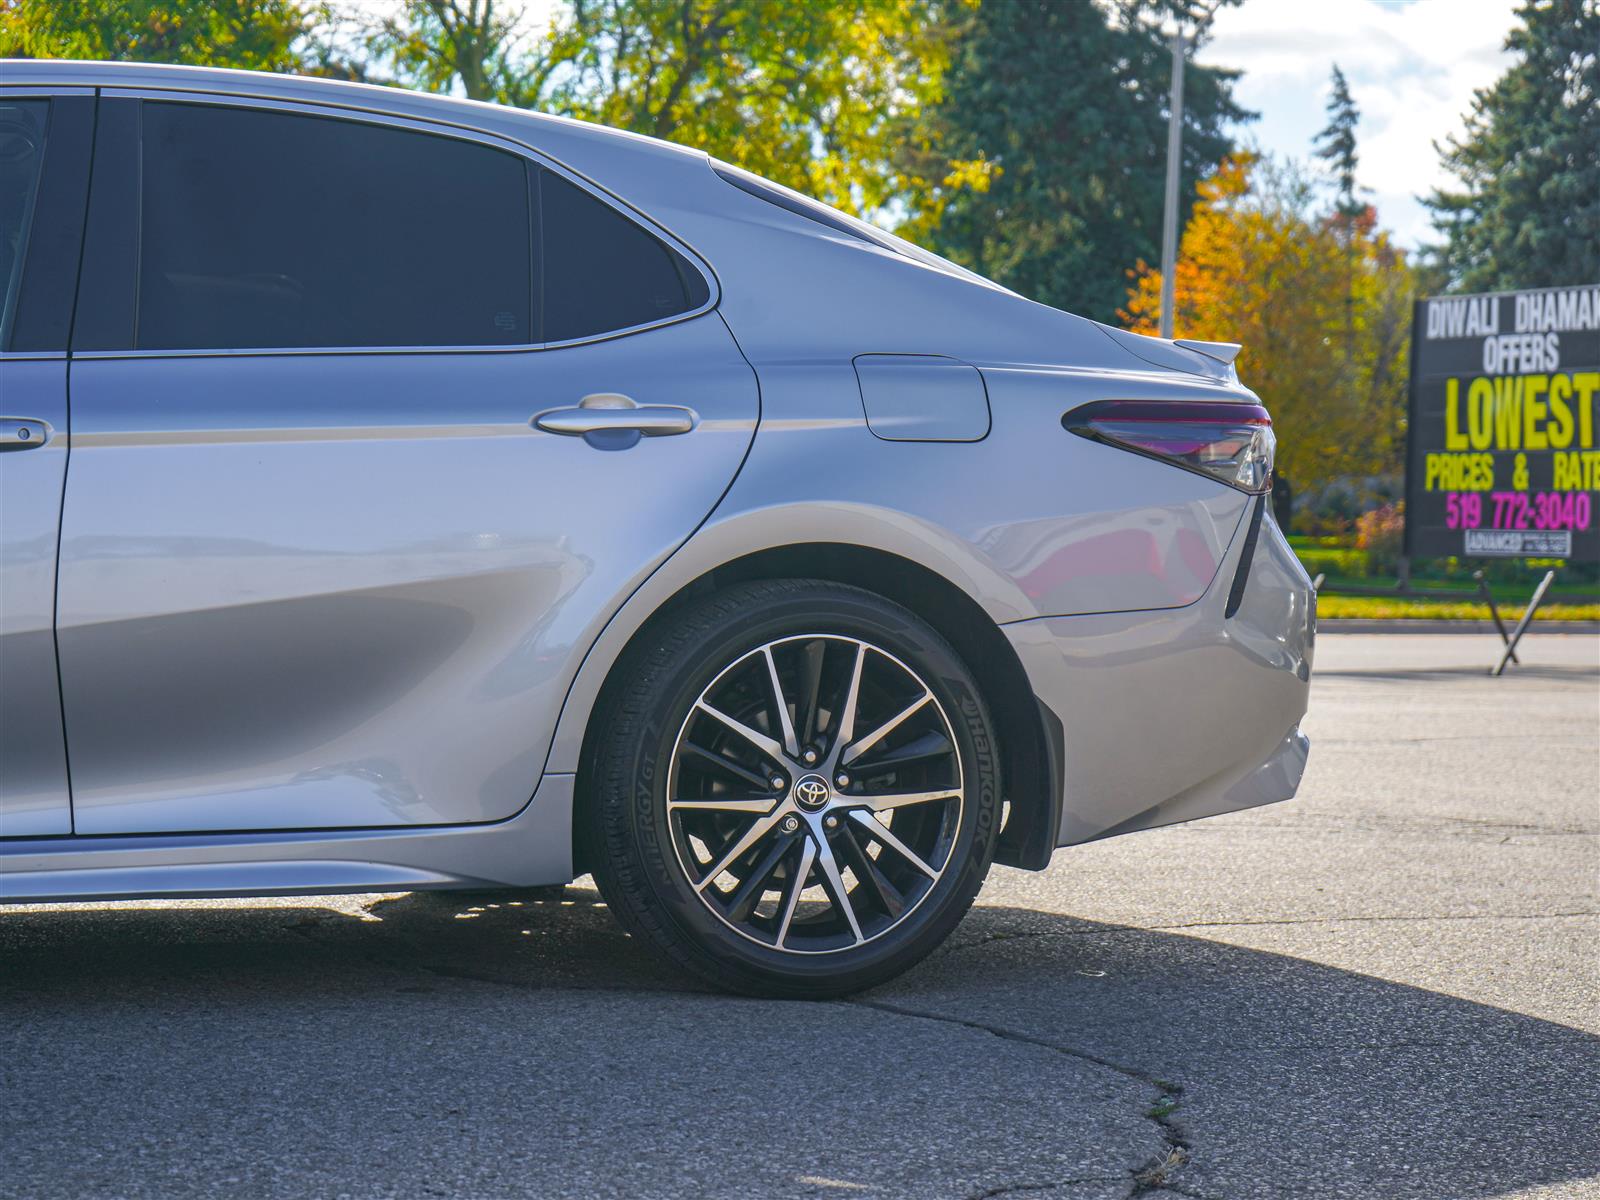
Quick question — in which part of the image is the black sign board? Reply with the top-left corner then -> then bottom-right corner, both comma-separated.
1405,284 -> 1600,561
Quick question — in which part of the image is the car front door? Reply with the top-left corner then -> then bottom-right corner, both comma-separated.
0,92 -> 92,837
57,93 -> 757,835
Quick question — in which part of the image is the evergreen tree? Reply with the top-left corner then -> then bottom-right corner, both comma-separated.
1424,0 -> 1600,290
1313,64 -> 1364,223
903,0 -> 1250,325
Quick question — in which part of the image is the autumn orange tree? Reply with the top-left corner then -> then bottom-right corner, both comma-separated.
1123,154 -> 1414,491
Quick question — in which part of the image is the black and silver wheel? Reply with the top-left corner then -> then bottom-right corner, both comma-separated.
584,579 -> 1000,997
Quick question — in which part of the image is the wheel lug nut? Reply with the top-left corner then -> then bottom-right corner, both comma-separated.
802,748 -> 818,765
835,773 -> 850,789
780,815 -> 800,834
772,775 -> 787,791
825,815 -> 839,829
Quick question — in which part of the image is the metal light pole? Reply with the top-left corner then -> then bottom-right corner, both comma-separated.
1158,27 -> 1185,340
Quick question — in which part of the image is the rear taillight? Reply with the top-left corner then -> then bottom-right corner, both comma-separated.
1064,399 -> 1275,494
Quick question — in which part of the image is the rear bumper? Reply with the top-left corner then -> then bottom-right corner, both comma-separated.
1003,501 -> 1314,846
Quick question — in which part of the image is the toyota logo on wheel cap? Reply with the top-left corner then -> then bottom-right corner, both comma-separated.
794,774 -> 831,810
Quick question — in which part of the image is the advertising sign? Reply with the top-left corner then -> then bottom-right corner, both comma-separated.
1406,283 -> 1600,560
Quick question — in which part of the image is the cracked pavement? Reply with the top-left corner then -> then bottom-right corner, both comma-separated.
2,634 -> 1596,1199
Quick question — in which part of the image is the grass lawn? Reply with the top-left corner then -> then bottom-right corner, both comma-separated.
1316,594 -> 1600,621
1285,536 -> 1599,621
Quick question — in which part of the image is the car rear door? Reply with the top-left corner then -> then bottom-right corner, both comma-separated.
58,92 -> 757,835
0,91 -> 92,836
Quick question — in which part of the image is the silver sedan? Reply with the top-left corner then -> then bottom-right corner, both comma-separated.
0,61 -> 1313,996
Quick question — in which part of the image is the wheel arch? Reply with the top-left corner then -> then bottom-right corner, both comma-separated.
568,542 -> 1062,874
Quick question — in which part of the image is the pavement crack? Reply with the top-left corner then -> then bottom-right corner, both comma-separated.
1129,1097 -> 1190,1197
964,1178 -> 1125,1199
847,998 -> 1160,1085
847,998 -> 1191,1196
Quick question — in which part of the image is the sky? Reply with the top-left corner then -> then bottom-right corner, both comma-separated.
1199,0 -> 1520,249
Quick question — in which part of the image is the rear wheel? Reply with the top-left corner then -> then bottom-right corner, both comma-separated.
584,579 -> 1001,997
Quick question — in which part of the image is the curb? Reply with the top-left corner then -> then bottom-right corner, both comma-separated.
1318,619 -> 1600,634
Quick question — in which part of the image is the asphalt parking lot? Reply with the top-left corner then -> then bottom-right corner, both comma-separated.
2,633 -> 1596,1200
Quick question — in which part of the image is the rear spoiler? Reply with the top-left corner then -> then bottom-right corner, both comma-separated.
1174,339 -> 1243,366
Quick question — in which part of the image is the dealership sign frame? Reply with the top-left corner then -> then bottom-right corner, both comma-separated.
1405,283 -> 1600,562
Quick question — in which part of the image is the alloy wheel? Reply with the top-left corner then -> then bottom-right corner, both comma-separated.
666,634 -> 965,954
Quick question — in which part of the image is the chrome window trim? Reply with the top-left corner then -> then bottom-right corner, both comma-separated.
0,351 -> 68,362
92,86 -> 721,358
68,330 -> 708,361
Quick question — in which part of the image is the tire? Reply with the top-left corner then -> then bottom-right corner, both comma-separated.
584,578 -> 1001,998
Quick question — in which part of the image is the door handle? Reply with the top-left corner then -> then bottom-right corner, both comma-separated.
0,418 -> 50,451
533,393 -> 698,439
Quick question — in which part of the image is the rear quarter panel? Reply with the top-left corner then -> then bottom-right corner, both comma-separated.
544,356 -> 1256,773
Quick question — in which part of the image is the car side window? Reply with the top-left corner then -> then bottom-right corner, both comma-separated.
539,168 -> 709,343
0,100 -> 48,346
137,102 -> 533,350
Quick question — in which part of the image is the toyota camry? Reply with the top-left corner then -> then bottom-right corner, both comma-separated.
0,61 -> 1314,996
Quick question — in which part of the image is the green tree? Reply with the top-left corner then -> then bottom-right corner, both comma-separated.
0,0 -> 308,69
899,0 -> 1250,324
365,1 -> 534,101
0,0 -> 963,219
1313,64 -> 1364,224
1424,0 -> 1600,290
365,0 -> 953,215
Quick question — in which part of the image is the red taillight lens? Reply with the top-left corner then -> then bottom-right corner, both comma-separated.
1064,399 -> 1275,494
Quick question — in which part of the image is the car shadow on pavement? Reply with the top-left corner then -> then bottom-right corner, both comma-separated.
1,889 -> 1595,1200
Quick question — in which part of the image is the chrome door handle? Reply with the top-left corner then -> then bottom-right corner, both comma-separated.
0,418 -> 50,451
533,394 -> 698,438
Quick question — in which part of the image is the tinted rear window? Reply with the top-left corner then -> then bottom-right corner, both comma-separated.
138,103 -> 533,350
0,100 -> 47,345
540,169 -> 707,343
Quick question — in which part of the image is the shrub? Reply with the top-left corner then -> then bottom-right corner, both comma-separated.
1354,502 -> 1405,575
1290,474 -> 1402,538
1294,546 -> 1371,579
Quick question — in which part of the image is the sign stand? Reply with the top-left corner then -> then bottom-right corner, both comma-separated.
1491,570 -> 1558,677
1313,568 -> 1581,664
1473,569 -> 1518,666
